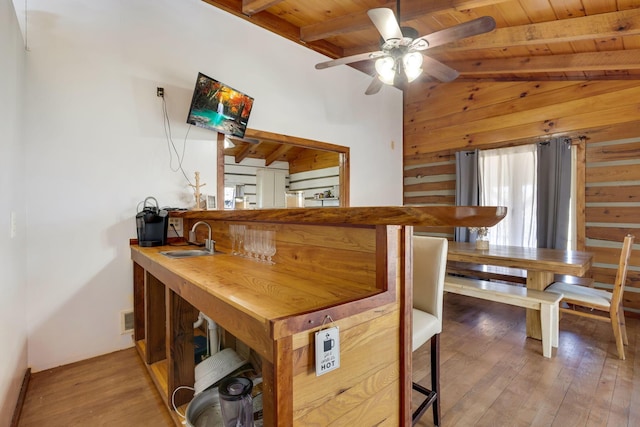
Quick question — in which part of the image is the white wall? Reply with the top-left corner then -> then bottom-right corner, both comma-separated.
0,0 -> 27,422
23,0 -> 403,371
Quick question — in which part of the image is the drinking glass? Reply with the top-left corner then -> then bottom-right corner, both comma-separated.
236,225 -> 246,257
229,225 -> 238,255
244,228 -> 254,259
265,230 -> 276,264
257,230 -> 267,262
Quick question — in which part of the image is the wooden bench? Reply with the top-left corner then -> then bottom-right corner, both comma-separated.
444,275 -> 563,358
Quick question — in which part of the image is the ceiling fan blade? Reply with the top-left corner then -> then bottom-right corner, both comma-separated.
412,16 -> 496,51
365,77 -> 383,95
421,56 -> 460,82
315,51 -> 384,70
367,8 -> 403,42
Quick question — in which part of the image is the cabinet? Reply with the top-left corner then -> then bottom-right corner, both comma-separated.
255,169 -> 286,208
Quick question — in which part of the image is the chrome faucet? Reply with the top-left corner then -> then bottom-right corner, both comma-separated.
189,221 -> 215,253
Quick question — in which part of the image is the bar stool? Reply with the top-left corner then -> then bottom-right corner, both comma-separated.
412,235 -> 448,426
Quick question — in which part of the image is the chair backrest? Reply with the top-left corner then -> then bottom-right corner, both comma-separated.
611,234 -> 635,311
413,235 -> 449,325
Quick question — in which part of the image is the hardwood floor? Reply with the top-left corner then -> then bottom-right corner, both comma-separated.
18,348 -> 173,427
17,293 -> 640,426
414,293 -> 640,427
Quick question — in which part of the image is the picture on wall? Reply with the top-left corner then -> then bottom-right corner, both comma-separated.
186,72 -> 254,138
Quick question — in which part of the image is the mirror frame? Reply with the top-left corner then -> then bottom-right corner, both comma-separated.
217,129 -> 350,209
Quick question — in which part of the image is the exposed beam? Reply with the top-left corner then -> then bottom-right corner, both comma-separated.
265,144 -> 292,166
345,8 -> 640,58
235,141 -> 257,163
300,0 -> 509,43
301,2 -> 393,43
201,0 -> 343,58
450,49 -> 640,75
242,0 -> 283,16
430,8 -> 640,52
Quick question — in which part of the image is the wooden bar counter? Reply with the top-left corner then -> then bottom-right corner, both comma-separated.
131,206 -> 506,426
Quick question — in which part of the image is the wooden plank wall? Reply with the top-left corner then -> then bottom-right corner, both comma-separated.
289,166 -> 340,207
404,80 -> 640,313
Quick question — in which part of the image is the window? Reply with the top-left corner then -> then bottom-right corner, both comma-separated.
479,144 -> 537,247
459,140 -> 576,249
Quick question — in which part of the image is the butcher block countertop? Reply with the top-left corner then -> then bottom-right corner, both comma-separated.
131,245 -> 381,356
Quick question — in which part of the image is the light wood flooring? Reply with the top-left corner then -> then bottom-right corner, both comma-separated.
18,293 -> 640,426
18,347 -> 173,426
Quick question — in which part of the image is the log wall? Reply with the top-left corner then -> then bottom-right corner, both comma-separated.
404,80 -> 640,313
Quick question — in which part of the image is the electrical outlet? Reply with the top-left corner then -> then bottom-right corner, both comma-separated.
168,217 -> 183,237
157,87 -> 164,97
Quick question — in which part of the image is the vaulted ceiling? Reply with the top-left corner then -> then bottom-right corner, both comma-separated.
203,0 -> 640,82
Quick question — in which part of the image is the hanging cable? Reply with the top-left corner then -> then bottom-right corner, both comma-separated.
161,94 -> 193,187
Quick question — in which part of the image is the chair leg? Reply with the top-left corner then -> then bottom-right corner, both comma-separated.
611,311 -> 626,360
431,334 -> 440,426
619,304 -> 629,346
412,334 -> 440,426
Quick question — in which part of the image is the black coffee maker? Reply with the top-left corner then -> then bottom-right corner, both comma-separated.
136,196 -> 168,247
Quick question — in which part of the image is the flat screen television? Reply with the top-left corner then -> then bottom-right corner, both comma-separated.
186,72 -> 254,138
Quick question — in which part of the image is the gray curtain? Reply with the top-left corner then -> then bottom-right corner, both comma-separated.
537,138 -> 572,249
454,150 -> 479,242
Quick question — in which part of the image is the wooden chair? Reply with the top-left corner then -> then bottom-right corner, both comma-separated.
545,234 -> 635,360
412,235 -> 448,426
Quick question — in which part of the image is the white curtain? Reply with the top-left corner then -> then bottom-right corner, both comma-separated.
478,145 -> 537,248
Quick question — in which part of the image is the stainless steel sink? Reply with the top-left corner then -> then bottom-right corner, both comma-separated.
160,249 -> 215,259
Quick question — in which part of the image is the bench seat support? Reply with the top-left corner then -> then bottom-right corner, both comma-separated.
444,275 -> 563,358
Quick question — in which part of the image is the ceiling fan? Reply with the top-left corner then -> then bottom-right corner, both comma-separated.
315,2 -> 496,95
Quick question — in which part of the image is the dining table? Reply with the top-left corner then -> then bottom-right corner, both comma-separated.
447,241 -> 594,340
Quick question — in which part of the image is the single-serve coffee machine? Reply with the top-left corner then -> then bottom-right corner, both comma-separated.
136,196 -> 168,247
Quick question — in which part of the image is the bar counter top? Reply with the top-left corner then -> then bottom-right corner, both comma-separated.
169,205 -> 507,227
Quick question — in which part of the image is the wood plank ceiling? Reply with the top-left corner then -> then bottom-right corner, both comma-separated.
203,0 -> 640,82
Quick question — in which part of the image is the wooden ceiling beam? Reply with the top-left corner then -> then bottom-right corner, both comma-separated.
430,8 -> 640,53
450,49 -> 640,75
301,2 -> 394,43
346,8 -> 640,58
265,144 -> 292,166
201,0 -> 344,58
300,0 -> 509,43
241,0 -> 283,16
235,141 -> 258,163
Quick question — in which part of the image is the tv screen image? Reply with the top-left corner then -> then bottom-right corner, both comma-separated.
186,72 -> 254,138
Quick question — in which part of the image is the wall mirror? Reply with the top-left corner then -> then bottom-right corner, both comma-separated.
216,129 -> 350,209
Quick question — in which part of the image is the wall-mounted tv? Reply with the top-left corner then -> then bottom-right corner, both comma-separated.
186,72 -> 254,139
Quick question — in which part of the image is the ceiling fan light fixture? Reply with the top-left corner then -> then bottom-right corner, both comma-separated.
375,56 -> 396,85
403,52 -> 423,82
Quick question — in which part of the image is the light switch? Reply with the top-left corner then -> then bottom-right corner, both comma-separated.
10,211 -> 16,238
